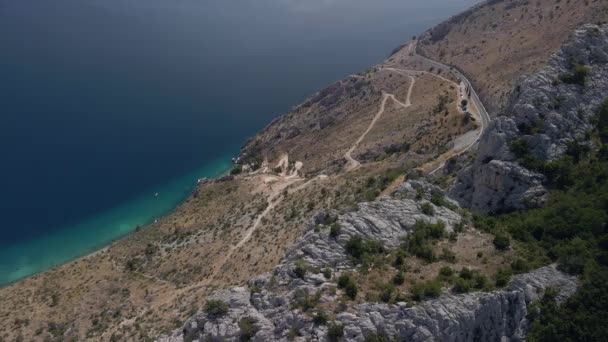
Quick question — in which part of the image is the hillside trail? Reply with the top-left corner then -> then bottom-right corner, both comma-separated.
174,159 -> 327,295
344,74 -> 415,172
379,65 -> 485,175
172,41 -> 490,296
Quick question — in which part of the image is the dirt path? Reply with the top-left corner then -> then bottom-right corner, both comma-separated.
380,64 -> 486,175
190,167 -> 327,290
344,74 -> 415,172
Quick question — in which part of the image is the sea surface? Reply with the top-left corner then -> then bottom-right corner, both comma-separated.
0,0 -> 479,286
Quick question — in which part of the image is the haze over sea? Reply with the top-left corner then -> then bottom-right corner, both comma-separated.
0,0 -> 478,286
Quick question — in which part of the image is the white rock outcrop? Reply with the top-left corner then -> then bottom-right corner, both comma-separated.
157,181 -> 576,342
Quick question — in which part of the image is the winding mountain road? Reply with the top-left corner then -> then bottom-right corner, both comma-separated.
412,41 -> 491,131
344,39 -> 491,175
401,40 -> 491,175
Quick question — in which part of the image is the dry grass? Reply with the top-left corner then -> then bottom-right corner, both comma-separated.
418,0 -> 608,113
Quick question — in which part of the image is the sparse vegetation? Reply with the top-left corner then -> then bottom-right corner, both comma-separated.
420,202 -> 435,216
238,317 -> 259,341
337,274 -> 358,300
392,271 -> 405,285
230,164 -> 243,175
329,222 -> 341,238
345,235 -> 385,262
205,300 -> 229,318
313,309 -> 329,325
411,279 -> 442,301
493,231 -> 511,250
327,321 -> 344,342
292,289 -> 321,312
401,220 -> 446,262
559,63 -> 590,86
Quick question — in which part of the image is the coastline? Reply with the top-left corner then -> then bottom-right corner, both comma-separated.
0,153 -> 235,288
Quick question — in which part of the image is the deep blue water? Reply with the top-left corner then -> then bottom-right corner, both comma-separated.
0,0 -> 479,285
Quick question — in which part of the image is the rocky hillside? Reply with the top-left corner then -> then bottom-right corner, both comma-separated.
156,21 -> 608,342
418,0 -> 608,114
2,3 -> 605,341
450,24 -> 608,213
158,180 -> 576,342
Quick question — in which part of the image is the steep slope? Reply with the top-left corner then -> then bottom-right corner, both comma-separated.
158,180 -> 576,342
451,24 -> 608,213
239,44 -> 478,176
418,0 -> 608,114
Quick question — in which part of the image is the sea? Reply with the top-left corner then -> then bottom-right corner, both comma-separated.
0,0 -> 479,286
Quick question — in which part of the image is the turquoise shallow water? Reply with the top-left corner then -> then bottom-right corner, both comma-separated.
0,156 -> 233,286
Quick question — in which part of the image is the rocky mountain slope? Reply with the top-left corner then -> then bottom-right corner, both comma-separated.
158,180 -> 576,342
450,24 -> 608,213
418,0 -> 608,114
1,2 -> 605,341
156,20 -> 608,342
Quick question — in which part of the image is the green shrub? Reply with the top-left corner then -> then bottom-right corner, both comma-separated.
439,266 -> 453,278
559,63 -> 589,86
495,268 -> 512,288
402,220 -> 446,263
393,253 -> 405,268
493,232 -> 511,250
337,274 -> 352,289
238,317 -> 258,341
205,299 -> 228,317
379,283 -> 395,303
459,267 -> 474,280
313,309 -> 328,325
337,274 -> 358,300
393,271 -> 405,285
345,235 -> 385,261
511,258 -> 531,274
430,193 -> 446,207
323,268 -> 332,280
421,202 -> 435,216
509,138 -> 530,158
230,165 -> 243,175
473,273 -> 488,289
364,331 -> 392,342
292,288 -> 320,312
329,223 -> 341,238
344,281 -> 358,300
453,278 -> 471,293
327,322 -> 344,342
294,260 -> 308,279
411,280 -> 442,301
439,247 -> 457,263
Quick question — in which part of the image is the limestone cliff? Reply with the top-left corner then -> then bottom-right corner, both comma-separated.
157,181 -> 576,342
450,24 -> 608,213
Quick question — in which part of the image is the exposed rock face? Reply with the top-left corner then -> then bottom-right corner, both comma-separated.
450,24 -> 608,213
157,181 -> 576,342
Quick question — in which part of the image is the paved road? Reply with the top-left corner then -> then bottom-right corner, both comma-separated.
412,41 -> 491,129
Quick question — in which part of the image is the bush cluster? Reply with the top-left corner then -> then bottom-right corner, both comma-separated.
401,220 -> 446,262
205,299 -> 228,318
345,235 -> 385,261
337,274 -> 358,300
